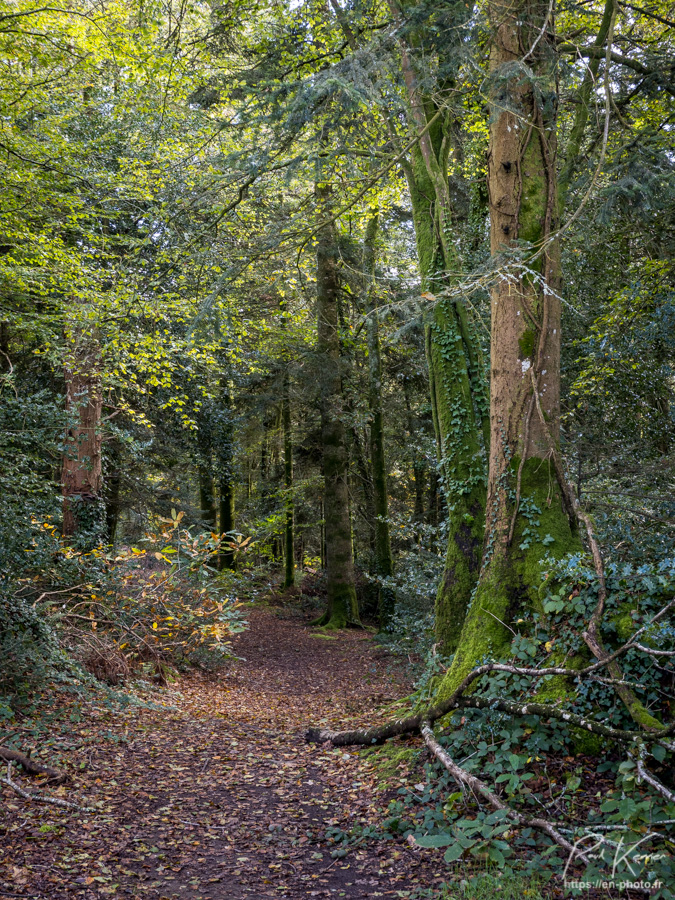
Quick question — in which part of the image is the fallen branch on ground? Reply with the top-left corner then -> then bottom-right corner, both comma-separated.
0,746 -> 67,784
305,653 -> 675,747
1,762 -> 92,812
420,721 -> 591,865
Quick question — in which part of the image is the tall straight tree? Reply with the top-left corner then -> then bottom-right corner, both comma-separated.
391,0 -> 490,651
324,0 -> 488,647
313,178 -> 360,627
363,214 -> 394,623
438,0 -> 581,696
280,301 -> 295,589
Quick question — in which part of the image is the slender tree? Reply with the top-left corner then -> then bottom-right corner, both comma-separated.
61,333 -> 104,541
281,302 -> 295,589
363,214 -> 394,623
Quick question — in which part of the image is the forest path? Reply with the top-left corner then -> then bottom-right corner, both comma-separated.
2,606 -> 447,900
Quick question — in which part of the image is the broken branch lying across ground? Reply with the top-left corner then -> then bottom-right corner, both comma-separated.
306,598 -> 673,889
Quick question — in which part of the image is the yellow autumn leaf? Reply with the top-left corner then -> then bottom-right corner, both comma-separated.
544,640 -> 554,652
152,622 -> 158,630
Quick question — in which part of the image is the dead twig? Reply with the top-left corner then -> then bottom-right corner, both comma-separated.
2,762 -> 93,812
420,721 -> 591,865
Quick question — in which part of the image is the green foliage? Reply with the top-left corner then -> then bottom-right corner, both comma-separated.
0,593 -> 63,705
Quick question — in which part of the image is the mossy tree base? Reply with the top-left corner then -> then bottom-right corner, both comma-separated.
436,458 -> 582,701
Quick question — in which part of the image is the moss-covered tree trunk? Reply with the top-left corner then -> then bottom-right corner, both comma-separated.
313,182 -> 359,628
437,0 -> 581,698
363,214 -> 395,624
393,14 -> 489,651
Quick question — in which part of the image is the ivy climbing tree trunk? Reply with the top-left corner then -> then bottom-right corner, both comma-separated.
62,332 -> 104,542
437,0 -> 581,698
391,0 -> 489,652
363,214 -> 394,625
313,180 -> 359,628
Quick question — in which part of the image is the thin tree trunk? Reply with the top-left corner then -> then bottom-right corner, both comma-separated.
199,466 -> 216,530
219,477 -> 235,570
198,409 -> 217,530
282,355 -> 294,589
363,214 -> 395,624
216,387 -> 236,570
351,426 -> 376,553
403,380 -> 426,540
313,180 -> 359,628
103,440 -> 121,545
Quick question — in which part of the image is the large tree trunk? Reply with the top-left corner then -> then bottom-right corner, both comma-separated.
313,182 -> 359,628
437,0 -> 581,698
386,0 -> 489,651
363,215 -> 394,625
62,336 -> 103,541
399,59 -> 489,651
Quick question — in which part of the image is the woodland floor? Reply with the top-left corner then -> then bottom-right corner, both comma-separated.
1,602 -> 465,900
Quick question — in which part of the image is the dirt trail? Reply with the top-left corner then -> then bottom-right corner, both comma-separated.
1,608 -> 447,899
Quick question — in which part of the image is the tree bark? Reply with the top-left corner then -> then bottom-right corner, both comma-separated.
216,386 -> 236,570
199,464 -> 217,530
437,0 -> 581,698
313,180 -> 359,628
395,16 -> 489,651
61,334 -> 103,542
103,439 -> 121,545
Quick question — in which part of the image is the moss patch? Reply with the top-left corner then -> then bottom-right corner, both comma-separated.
361,743 -> 421,789
436,456 -> 582,701
518,328 -> 535,360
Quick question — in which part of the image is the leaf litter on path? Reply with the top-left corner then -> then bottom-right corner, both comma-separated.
1,608 -> 450,899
